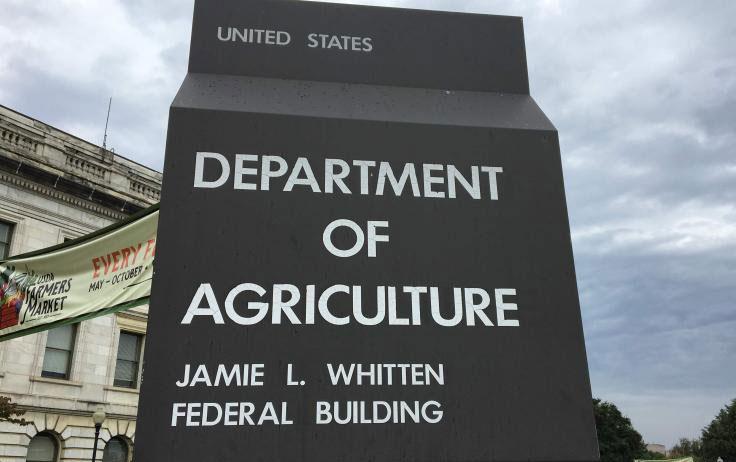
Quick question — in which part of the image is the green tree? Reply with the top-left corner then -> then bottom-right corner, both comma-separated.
0,396 -> 28,425
670,437 -> 702,458
700,398 -> 736,462
642,450 -> 667,460
593,398 -> 647,462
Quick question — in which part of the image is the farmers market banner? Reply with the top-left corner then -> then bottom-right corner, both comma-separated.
0,205 -> 158,341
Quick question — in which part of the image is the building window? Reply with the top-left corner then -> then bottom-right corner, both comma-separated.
0,221 -> 13,259
103,436 -> 129,462
114,332 -> 143,388
41,324 -> 77,379
26,432 -> 58,462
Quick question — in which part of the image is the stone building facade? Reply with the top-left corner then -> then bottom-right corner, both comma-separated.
646,444 -> 667,457
0,104 -> 161,462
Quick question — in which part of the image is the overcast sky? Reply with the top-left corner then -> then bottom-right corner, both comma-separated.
1,0 -> 734,448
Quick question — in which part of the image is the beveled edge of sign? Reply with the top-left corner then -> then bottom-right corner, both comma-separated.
171,73 -> 555,132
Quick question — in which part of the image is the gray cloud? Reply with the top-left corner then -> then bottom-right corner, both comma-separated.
0,0 -> 192,168
1,0 -> 734,448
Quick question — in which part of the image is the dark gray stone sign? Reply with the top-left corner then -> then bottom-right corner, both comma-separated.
135,1 -> 600,461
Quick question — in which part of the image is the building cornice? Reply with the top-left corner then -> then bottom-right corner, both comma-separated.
0,167 -> 131,221
15,404 -> 136,421
0,105 -> 162,216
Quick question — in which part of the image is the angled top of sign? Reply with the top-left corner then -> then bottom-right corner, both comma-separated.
188,0 -> 530,93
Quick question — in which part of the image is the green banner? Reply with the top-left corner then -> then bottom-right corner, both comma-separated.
0,205 -> 158,342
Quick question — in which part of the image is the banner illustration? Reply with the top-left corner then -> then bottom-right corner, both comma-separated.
0,205 -> 158,342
